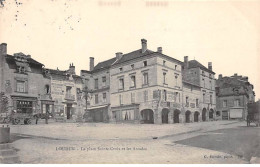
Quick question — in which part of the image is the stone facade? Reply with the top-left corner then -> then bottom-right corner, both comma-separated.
216,74 -> 255,120
182,56 -> 217,121
0,43 -> 53,119
110,39 -> 183,124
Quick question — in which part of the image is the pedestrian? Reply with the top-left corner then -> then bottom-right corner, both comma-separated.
35,114 -> 39,125
45,111 -> 49,124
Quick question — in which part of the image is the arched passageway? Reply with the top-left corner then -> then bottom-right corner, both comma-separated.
174,109 -> 180,123
162,108 -> 170,124
194,111 -> 200,122
185,110 -> 191,123
141,109 -> 154,124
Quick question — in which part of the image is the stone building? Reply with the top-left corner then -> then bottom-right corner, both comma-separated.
182,81 -> 201,123
44,64 -> 85,122
80,57 -> 113,122
0,43 -> 53,117
216,73 -> 255,120
182,56 -> 217,121
109,39 -> 183,124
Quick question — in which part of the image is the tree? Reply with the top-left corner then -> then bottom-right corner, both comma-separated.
0,92 -> 9,113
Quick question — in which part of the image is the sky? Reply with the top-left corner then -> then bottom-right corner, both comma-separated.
0,0 -> 259,99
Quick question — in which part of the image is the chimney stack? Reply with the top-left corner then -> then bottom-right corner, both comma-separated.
184,56 -> 189,69
116,52 -> 123,60
89,57 -> 94,71
218,74 -> 222,79
208,62 -> 212,71
141,39 -> 147,53
69,63 -> 75,74
0,43 -> 7,56
157,47 -> 162,53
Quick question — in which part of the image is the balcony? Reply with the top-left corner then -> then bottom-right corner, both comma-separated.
65,94 -> 75,101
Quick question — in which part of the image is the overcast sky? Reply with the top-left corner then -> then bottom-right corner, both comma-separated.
0,0 -> 259,99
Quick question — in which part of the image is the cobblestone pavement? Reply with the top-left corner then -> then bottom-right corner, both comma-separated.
8,120 -> 250,164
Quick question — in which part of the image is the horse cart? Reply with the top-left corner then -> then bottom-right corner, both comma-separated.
247,101 -> 260,127
1,109 -> 34,125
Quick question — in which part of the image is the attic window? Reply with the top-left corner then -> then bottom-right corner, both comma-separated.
143,61 -> 147,67
163,60 -> 166,66
119,67 -> 123,72
175,65 -> 177,70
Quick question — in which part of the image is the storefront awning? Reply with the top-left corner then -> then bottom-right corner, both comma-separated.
87,105 -> 108,111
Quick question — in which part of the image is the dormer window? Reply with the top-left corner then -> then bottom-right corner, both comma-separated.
17,66 -> 26,73
119,67 -> 123,72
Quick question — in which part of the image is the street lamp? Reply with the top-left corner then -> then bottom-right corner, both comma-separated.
82,86 -> 93,122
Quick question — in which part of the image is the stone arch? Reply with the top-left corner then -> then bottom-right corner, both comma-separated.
194,111 -> 200,122
173,109 -> 180,123
162,108 -> 170,124
185,110 -> 191,123
202,108 -> 207,122
209,108 -> 214,119
140,109 -> 154,124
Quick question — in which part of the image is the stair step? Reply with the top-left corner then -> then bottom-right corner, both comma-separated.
0,149 -> 16,156
0,155 -> 20,164
0,143 -> 12,150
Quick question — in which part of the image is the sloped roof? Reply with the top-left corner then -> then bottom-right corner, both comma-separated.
188,60 -> 215,74
113,49 -> 182,66
5,54 -> 43,66
92,57 -> 117,72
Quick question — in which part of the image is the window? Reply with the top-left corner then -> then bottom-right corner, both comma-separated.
66,86 -> 72,94
202,71 -> 205,76
122,110 -> 134,121
202,78 -> 205,88
173,92 -> 177,102
130,75 -> 136,88
223,100 -> 227,107
210,95 -> 212,104
175,65 -> 177,70
203,93 -> 205,103
119,78 -> 124,90
17,66 -> 26,73
119,94 -> 123,105
143,73 -> 149,85
209,74 -> 212,79
196,99 -> 199,107
209,80 -> 212,90
163,60 -> 166,66
163,90 -> 167,101
94,79 -> 98,89
76,88 -> 81,94
143,61 -> 147,67
45,85 -> 50,94
102,76 -> 106,87
186,97 -> 189,106
234,99 -> 240,107
103,93 -> 107,103
119,67 -> 123,72
131,92 -> 135,103
131,64 -> 134,69
95,94 -> 99,104
163,72 -> 167,84
17,80 -> 25,92
144,90 -> 148,102
175,75 -> 178,86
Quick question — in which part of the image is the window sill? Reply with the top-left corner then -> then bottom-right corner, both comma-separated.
129,86 -> 136,89
142,84 -> 149,88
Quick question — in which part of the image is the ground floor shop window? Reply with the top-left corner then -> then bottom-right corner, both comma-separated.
122,110 -> 134,120
16,100 -> 33,114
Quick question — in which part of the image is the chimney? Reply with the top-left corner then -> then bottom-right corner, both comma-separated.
89,57 -> 94,71
184,56 -> 189,69
234,73 -> 238,77
218,74 -> 222,79
208,62 -> 212,71
69,63 -> 75,74
141,39 -> 147,53
116,52 -> 123,60
157,47 -> 162,53
0,43 -> 7,56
